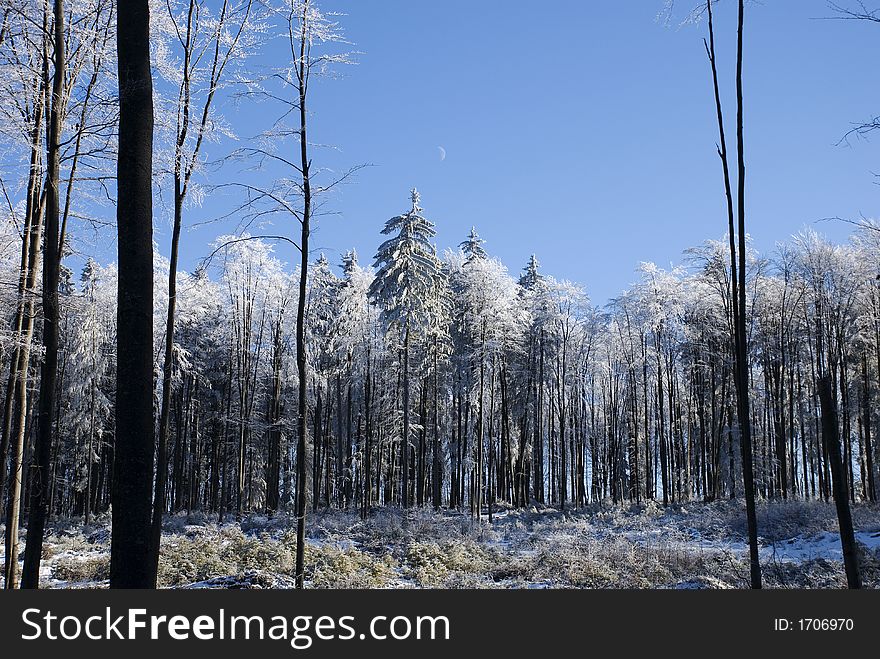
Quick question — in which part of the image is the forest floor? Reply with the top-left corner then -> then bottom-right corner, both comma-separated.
3,499 -> 880,589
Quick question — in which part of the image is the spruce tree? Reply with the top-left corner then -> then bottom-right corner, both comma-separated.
369,189 -> 442,507
460,227 -> 487,262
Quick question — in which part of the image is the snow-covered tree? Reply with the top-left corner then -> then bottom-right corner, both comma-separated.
369,188 -> 443,507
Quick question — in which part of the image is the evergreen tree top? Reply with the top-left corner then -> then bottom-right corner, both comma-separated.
460,226 -> 488,261
342,248 -> 359,268
369,189 -> 443,333
518,254 -> 543,290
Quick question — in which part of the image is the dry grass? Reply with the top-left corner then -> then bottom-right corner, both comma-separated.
14,498 -> 880,589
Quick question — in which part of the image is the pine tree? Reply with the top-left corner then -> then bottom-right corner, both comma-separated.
460,227 -> 487,262
369,189 -> 442,507
518,255 -> 543,291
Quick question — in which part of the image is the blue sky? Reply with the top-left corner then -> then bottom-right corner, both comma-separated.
158,0 -> 880,306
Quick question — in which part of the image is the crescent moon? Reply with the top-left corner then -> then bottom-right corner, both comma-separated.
437,146 -> 446,161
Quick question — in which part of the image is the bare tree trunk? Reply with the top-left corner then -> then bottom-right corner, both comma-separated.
818,376 -> 861,588
266,318 -> 284,513
20,0 -> 65,589
2,5 -> 48,589
432,346 -> 442,510
293,1 -> 312,589
0,79 -> 45,518
401,323 -> 410,508
733,0 -> 761,590
862,355 -> 876,501
362,351 -> 372,518
335,375 -> 344,507
475,323 -> 485,519
148,173 -> 181,584
110,0 -> 155,589
705,0 -> 760,588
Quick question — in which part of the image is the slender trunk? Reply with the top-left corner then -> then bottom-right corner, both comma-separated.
0,69 -> 46,516
733,0 -> 761,590
432,346 -> 442,510
335,375 -> 344,507
818,376 -> 861,588
487,357 -> 495,522
266,319 -> 284,512
401,323 -> 410,508
705,0 -> 759,588
535,332 -> 544,502
147,0 -> 199,584
2,6 -> 48,589
147,175 -> 182,585
475,324 -> 485,519
862,355 -> 876,501
362,353 -> 372,518
293,3 -> 311,589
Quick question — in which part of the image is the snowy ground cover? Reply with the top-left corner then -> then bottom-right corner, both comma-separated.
2,499 -> 878,589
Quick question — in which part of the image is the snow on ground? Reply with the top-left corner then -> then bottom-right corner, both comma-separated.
763,530 -> 880,563
2,499 -> 879,589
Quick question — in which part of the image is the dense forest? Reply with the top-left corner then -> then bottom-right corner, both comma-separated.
4,208 -> 879,535
0,0 -> 878,589
7,216 -> 877,519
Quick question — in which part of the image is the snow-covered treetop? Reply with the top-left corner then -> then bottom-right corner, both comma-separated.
341,249 -> 359,276
518,254 -> 543,291
460,226 -> 488,262
369,188 -> 443,338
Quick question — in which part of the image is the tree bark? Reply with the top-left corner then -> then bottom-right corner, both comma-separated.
733,0 -> 761,590
110,0 -> 155,589
21,0 -> 65,589
818,376 -> 861,588
293,1 -> 312,589
401,323 -> 410,508
705,0 -> 760,588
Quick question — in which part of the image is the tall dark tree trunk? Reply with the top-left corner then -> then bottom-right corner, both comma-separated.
401,323 -> 410,508
293,2 -> 312,589
705,0 -> 760,588
487,359 -> 495,522
21,0 -> 65,589
336,375 -> 344,507
312,387 -> 322,511
818,376 -> 861,588
474,325 -> 485,518
110,0 -> 155,589
656,335 -> 668,506
558,345 -> 566,510
2,6 -> 47,590
733,0 -> 761,590
416,377 -> 426,507
535,332 -> 544,503
147,176 -> 182,586
266,319 -> 284,513
362,353 -> 372,518
432,347 -> 442,510
862,355 -> 876,501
